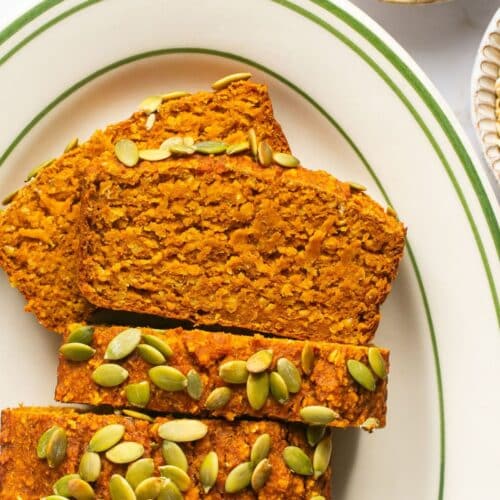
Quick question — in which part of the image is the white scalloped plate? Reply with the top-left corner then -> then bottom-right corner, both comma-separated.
0,1 -> 498,499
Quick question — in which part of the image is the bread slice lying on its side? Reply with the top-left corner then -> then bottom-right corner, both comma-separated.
78,153 -> 405,345
0,81 -> 289,334
0,406 -> 332,499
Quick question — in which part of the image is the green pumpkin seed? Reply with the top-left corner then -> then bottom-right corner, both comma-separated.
25,158 -> 55,182
159,465 -> 191,491
67,478 -> 95,500
91,364 -> 129,387
158,479 -> 182,500
224,461 -> 253,493
257,140 -> 273,167
126,458 -> 154,489
139,95 -> 163,114
246,372 -> 269,410
306,425 -> 326,447
368,347 -> 387,379
250,433 -> 271,464
2,189 -> 19,205
194,141 -> 227,154
67,325 -> 94,345
246,349 -> 273,373
105,328 -> 142,360
135,477 -> 164,500
276,358 -> 302,393
161,91 -> 191,101
183,136 -> 195,147
219,360 -> 248,384
123,409 -> 154,422
142,334 -> 173,358
211,72 -> 252,90
251,458 -> 272,491
347,359 -> 376,391
105,441 -> 145,464
145,113 -> 156,131
169,144 -> 195,156
149,366 -> 187,391
300,406 -> 339,425
158,419 -> 208,442
313,435 -> 333,479
162,441 -> 188,472
109,474 -> 136,500
282,446 -> 313,476
269,371 -> 289,404
301,342 -> 315,376
199,451 -> 218,493
125,381 -> 151,408
273,152 -> 300,168
360,417 -> 380,432
138,149 -> 171,162
159,137 -> 184,151
79,452 -> 101,482
226,141 -> 250,155
46,427 -> 68,468
136,344 -> 166,365
53,474 -> 80,496
248,128 -> 258,157
348,181 -> 367,192
205,386 -> 232,410
115,139 -> 139,167
88,424 -> 125,452
37,426 -> 58,458
59,342 -> 96,362
64,137 -> 79,153
186,369 -> 203,400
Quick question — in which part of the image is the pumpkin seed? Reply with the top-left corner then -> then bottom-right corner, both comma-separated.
136,344 -> 166,365
25,158 -> 55,182
186,369 -> 203,400
109,474 -> 136,500
226,141 -> 250,155
159,465 -> 191,491
64,137 -> 79,153
2,189 -> 19,205
53,474 -> 80,496
159,137 -> 184,151
169,144 -> 195,156
199,451 -> 218,493
219,360 -> 248,384
246,349 -> 273,373
194,141 -> 227,154
360,417 -> 380,433
105,328 -> 142,360
250,433 -> 271,464
158,479 -> 182,500
59,342 -> 96,362
145,113 -> 156,130
67,478 -> 95,500
272,152 -> 300,168
282,446 -> 313,476
251,458 -> 272,491
142,334 -> 173,358
125,458 -> 154,489
301,342 -> 315,375
162,441 -> 188,472
135,477 -> 164,500
105,441 -> 145,464
205,386 -> 232,410
257,140 -> 273,167
115,139 -> 139,167
246,372 -> 269,410
139,95 -> 163,114
158,419 -> 208,442
149,366 -> 187,391
183,136 -> 195,146
79,452 -> 101,482
67,325 -> 94,345
300,405 -> 339,425
123,409 -> 154,422
88,424 -> 125,452
138,149 -> 171,162
125,381 -> 151,408
248,128 -> 258,157
224,461 -> 253,493
37,426 -> 58,458
211,72 -> 252,90
161,91 -> 190,101
367,347 -> 387,379
313,434 -> 333,479
348,181 -> 367,192
306,425 -> 326,447
269,371 -> 289,404
276,357 -> 302,393
347,359 -> 376,391
46,427 -> 68,468
91,364 -> 129,387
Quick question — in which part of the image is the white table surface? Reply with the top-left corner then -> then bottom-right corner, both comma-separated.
1,0 -> 499,189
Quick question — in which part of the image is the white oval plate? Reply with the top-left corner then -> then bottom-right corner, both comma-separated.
0,1 -> 498,499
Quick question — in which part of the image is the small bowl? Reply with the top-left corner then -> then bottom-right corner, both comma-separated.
471,8 -> 500,183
